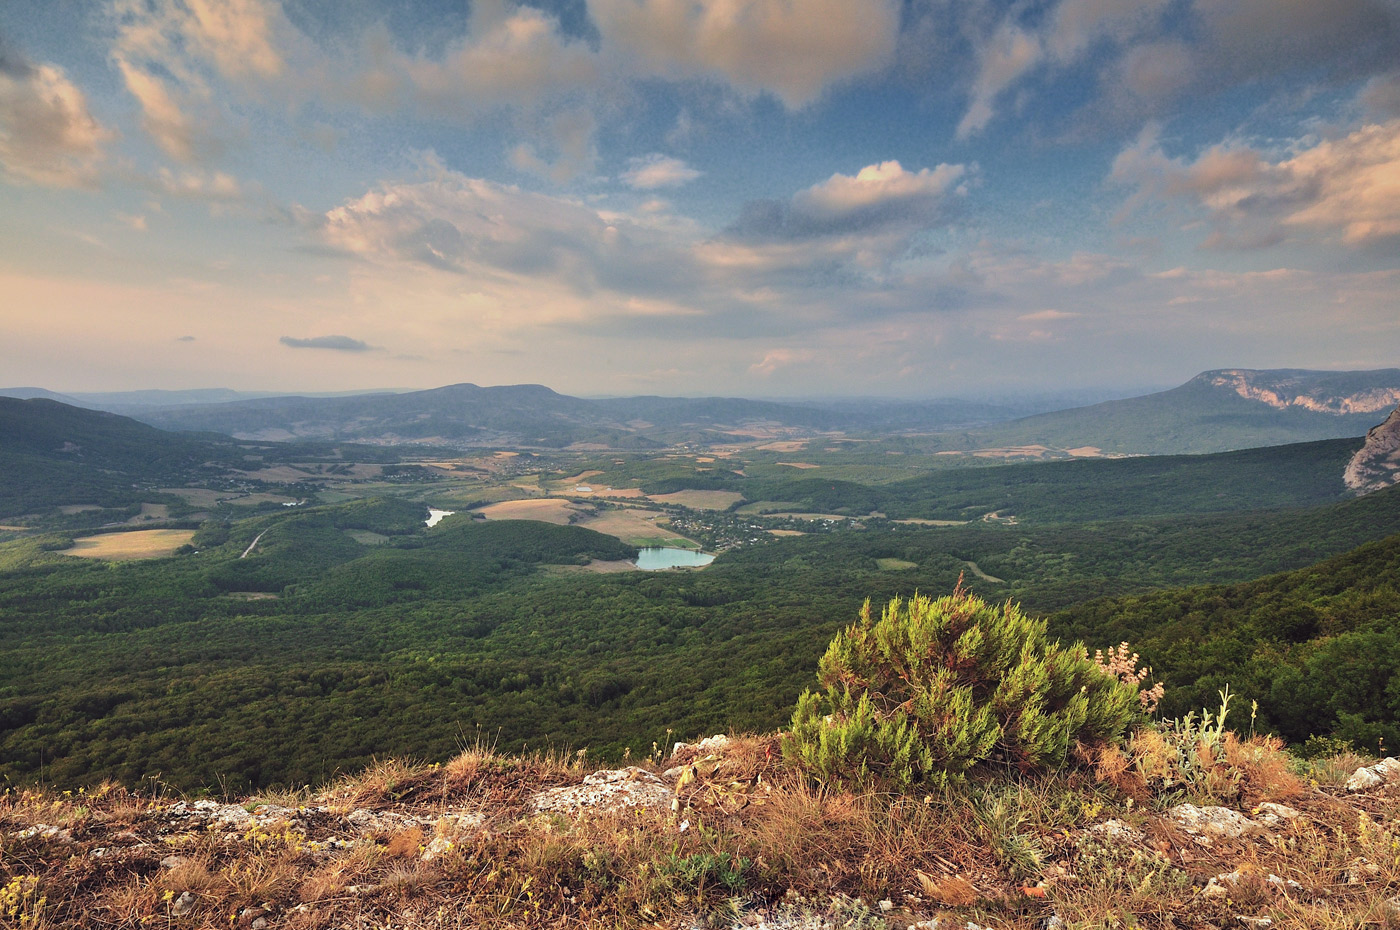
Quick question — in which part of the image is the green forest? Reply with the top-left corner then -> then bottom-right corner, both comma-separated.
2,451 -> 1398,792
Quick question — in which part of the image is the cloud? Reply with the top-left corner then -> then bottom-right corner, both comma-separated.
957,22 -> 1041,139
279,334 -> 374,352
1361,72 -> 1400,118
957,0 -> 1171,138
621,154 -> 702,189
589,0 -> 900,107
153,167 -> 245,202
176,335 -> 196,342
1194,0 -> 1400,87
396,2 -> 599,115
506,107 -> 599,183
1112,119 -> 1400,247
1018,309 -> 1080,321
114,59 -> 204,163
730,160 -> 969,240
749,348 -> 816,375
0,46 -> 111,187
950,0 -> 1399,138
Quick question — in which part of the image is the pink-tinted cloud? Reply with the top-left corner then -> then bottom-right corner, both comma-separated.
1114,119 -> 1400,248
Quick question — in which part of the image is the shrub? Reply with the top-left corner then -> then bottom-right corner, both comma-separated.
783,586 -> 1142,790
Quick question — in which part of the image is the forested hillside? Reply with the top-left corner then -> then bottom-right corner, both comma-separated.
1053,532 -> 1400,750
3,478 -> 1398,791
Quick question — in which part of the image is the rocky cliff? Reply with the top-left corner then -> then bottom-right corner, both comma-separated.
1205,369 -> 1400,415
1345,405 -> 1400,494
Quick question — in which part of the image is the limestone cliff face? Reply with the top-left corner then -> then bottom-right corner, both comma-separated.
1204,369 -> 1400,415
1345,405 -> 1400,494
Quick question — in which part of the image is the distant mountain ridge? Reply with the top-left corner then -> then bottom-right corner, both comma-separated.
8,367 -> 1397,454
954,368 -> 1400,455
124,382 -> 1016,448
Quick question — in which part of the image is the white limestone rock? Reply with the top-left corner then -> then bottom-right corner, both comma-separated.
1251,802 -> 1301,827
1088,819 -> 1145,843
1202,868 -> 1302,898
1346,757 -> 1400,792
532,766 -> 675,815
1168,804 -> 1254,843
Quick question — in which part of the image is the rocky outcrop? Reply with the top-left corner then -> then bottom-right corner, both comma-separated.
1205,370 -> 1400,415
530,766 -> 675,815
1345,755 -> 1400,790
1344,406 -> 1400,495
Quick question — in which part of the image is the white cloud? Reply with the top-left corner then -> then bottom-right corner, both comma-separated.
957,23 -> 1041,140
796,160 -> 967,219
115,59 -> 204,163
731,160 -> 970,242
154,167 -> 245,202
589,0 -> 900,107
0,57 -> 111,188
1113,119 -> 1400,247
621,154 -> 702,189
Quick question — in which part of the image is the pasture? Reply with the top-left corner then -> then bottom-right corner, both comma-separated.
63,529 -> 196,561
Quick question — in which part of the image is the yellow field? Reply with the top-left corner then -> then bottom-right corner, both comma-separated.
648,490 -> 745,510
768,529 -> 805,537
58,504 -> 102,515
573,508 -> 689,545
475,498 -> 586,525
543,559 -> 638,575
893,518 -> 968,527
475,500 -> 700,548
64,529 -> 196,561
776,462 -> 820,469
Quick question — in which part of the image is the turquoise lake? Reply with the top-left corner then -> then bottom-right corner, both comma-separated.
635,547 -> 715,570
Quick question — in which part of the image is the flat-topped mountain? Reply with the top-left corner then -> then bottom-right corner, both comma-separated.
959,367 -> 1400,455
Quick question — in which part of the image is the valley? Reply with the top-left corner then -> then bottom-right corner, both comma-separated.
2,375 -> 1399,794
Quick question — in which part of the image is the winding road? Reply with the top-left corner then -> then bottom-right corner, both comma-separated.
240,529 -> 268,559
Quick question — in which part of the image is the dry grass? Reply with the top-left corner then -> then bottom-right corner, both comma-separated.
647,490 -> 745,510
60,529 -> 197,560
5,734 -> 1400,929
473,498 -> 584,525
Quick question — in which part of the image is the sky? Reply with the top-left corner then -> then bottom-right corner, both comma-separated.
1,0 -> 1398,399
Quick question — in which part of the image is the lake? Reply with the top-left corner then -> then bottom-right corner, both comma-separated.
635,547 -> 715,570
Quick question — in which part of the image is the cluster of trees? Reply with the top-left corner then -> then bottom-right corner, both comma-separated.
1,458 -> 1397,792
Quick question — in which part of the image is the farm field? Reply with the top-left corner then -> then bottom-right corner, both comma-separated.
62,529 -> 196,560
647,490 -> 745,510
473,498 -> 583,524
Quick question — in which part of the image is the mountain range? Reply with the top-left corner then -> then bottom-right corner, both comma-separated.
5,367 -> 1398,455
